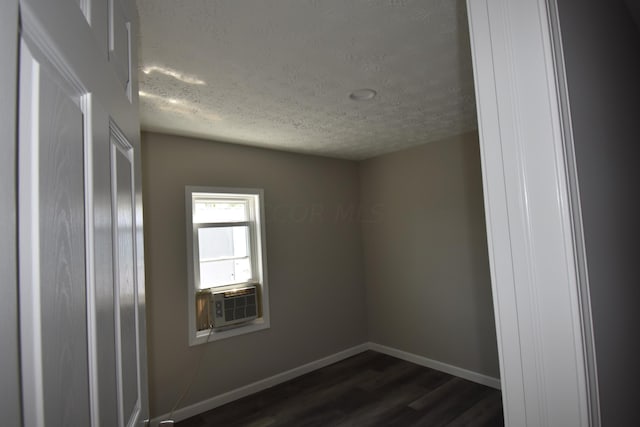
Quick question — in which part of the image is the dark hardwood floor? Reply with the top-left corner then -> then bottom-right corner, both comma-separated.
176,350 -> 504,427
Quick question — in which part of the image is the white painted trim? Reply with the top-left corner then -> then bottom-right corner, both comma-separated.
545,2 -> 600,425
466,0 -> 592,425
82,93 -> 101,427
150,344 -> 368,425
110,137 -> 125,427
18,41 -> 46,427
150,342 -> 502,425
367,343 -> 501,390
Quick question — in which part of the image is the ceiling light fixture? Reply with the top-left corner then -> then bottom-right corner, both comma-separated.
349,88 -> 377,101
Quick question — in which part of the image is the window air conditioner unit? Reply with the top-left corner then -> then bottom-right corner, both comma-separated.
210,284 -> 258,328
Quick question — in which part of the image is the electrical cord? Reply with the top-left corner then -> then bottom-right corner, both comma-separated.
167,324 -> 216,422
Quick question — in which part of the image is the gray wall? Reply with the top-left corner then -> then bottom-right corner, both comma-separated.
142,132 -> 367,417
556,1 -> 640,425
0,0 -> 22,425
359,131 -> 499,378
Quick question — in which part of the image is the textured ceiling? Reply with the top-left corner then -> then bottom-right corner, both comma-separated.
137,0 -> 477,160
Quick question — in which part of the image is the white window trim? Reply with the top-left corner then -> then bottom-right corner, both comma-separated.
185,186 -> 270,346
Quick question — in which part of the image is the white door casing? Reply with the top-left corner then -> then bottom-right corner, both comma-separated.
18,0 -> 149,426
466,0 -> 597,425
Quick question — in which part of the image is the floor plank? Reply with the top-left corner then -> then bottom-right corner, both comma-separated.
176,351 -> 503,427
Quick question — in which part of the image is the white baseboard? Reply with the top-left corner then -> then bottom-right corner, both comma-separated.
149,343 -> 369,426
150,341 -> 500,425
367,342 -> 501,390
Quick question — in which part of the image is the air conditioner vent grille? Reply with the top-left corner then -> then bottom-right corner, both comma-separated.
211,285 -> 258,327
223,294 -> 257,321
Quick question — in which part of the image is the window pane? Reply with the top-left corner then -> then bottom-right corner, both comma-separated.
199,258 -> 252,289
198,226 -> 248,260
193,199 -> 247,223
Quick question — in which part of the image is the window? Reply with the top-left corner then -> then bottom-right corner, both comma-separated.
186,187 -> 269,345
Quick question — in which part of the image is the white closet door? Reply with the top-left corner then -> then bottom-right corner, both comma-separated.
18,0 -> 148,426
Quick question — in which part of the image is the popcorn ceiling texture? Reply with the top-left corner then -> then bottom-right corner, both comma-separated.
137,0 -> 477,160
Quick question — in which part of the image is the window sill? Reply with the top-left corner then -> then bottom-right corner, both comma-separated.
189,317 -> 269,346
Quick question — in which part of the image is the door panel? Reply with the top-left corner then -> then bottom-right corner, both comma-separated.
109,0 -> 132,96
112,129 -> 143,427
39,56 -> 91,427
19,41 -> 91,427
82,0 -> 111,61
92,101 -> 120,427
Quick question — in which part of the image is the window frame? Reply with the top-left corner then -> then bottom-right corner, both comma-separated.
185,186 -> 270,346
